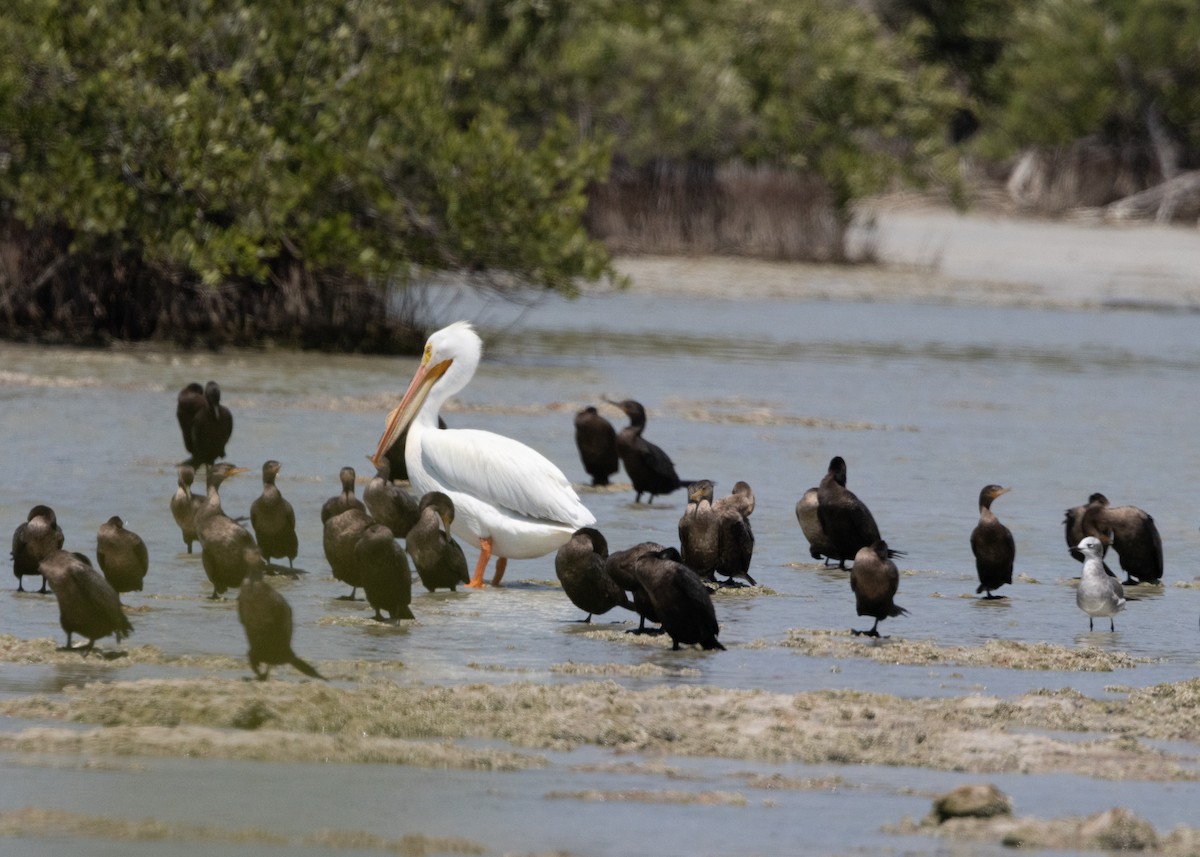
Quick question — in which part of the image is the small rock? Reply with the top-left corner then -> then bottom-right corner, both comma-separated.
930,784 -> 1012,824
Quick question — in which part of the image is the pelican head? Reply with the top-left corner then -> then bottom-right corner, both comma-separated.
372,322 -> 481,466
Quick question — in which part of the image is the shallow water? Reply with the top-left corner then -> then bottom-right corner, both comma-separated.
2,279 -> 1200,855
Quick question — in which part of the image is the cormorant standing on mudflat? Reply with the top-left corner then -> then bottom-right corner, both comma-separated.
406,492 -> 470,592
971,485 -> 1014,599
606,398 -> 690,503
574,406 -> 619,487
555,527 -> 633,622
39,549 -> 132,654
849,540 -> 907,638
96,516 -> 149,595
356,522 -> 415,621
634,547 -> 724,651
250,460 -> 298,570
237,545 -> 325,680
189,381 -> 233,469
11,504 -> 64,593
321,466 -> 366,525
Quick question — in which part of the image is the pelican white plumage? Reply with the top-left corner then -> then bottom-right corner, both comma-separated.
371,321 -> 595,587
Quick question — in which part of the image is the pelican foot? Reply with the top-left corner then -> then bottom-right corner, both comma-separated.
465,580 -> 485,589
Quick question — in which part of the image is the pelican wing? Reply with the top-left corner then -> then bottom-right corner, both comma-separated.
422,428 -> 593,527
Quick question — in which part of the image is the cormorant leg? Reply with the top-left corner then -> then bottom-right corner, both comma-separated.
63,632 -> 73,650
1089,617 -> 1094,631
373,609 -> 385,621
1109,618 -> 1115,631
467,537 -> 494,588
491,556 -> 508,586
16,578 -> 24,593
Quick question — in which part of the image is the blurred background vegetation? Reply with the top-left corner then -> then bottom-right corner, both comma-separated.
1,0 -> 1196,350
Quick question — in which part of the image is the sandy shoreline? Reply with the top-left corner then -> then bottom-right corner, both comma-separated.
613,199 -> 1200,310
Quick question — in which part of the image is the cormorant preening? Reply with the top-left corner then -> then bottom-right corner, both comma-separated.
170,464 -> 204,554
38,549 -> 132,653
96,516 -> 149,595
714,481 -> 756,586
971,485 -> 1014,599
196,463 -> 253,599
356,522 -> 415,621
320,466 -> 366,525
849,540 -> 908,638
574,406 -> 619,486
605,541 -> 666,634
364,458 -> 419,539
554,527 -> 633,622
1064,493 -> 1162,584
250,460 -> 298,570
323,507 -> 372,600
633,547 -> 724,651
606,398 -> 690,503
11,504 -> 64,593
1074,536 -> 1125,631
795,487 -> 834,564
678,480 -> 719,580
188,381 -> 233,469
237,546 -> 325,680
816,456 -> 899,569
406,492 -> 469,592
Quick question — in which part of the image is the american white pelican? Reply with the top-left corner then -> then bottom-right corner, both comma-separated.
371,321 -> 595,587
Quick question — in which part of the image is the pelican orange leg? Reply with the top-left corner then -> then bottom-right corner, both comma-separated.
468,537 -> 493,588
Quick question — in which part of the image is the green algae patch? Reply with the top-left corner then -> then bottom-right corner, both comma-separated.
3,676 -> 1199,780
780,628 -> 1148,671
0,806 -> 485,854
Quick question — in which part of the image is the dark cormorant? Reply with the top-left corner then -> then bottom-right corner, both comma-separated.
574,406 -> 619,486
196,463 -> 254,599
406,492 -> 469,592
176,382 -> 206,457
849,540 -> 908,638
970,485 -> 1014,599
96,516 -> 149,595
554,527 -> 633,622
237,546 -> 325,680
364,458 -> 419,539
323,507 -> 372,600
11,504 -> 64,593
678,480 -> 720,580
1064,493 -> 1162,584
38,549 -> 132,653
633,547 -> 724,650
320,466 -> 367,525
170,464 -> 204,554
250,460 -> 298,569
606,398 -> 690,503
795,487 -> 834,564
189,381 -> 233,469
714,481 -> 756,586
355,522 -> 415,621
817,456 -> 899,569
605,541 -> 666,634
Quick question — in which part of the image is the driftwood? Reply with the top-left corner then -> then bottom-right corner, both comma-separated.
1104,170 -> 1200,224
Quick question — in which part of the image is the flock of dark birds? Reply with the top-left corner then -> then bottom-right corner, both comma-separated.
7,378 -> 1170,680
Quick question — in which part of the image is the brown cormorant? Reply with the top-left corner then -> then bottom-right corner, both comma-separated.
606,398 -> 690,503
196,463 -> 254,599
320,466 -> 367,525
716,480 -> 756,519
554,527 -> 633,622
795,487 -> 834,564
188,380 -> 233,469
11,504 -> 64,593
249,460 -> 298,570
237,546 -> 325,680
970,485 -> 1014,599
38,549 -> 132,653
323,507 -> 372,600
364,458 -> 419,539
96,516 -> 149,595
406,492 -> 469,592
633,547 -> 724,650
355,522 -> 415,621
574,406 -> 619,486
817,456 -> 900,569
849,540 -> 908,638
170,464 -> 204,554
605,541 -> 666,634
1064,493 -> 1162,584
678,480 -> 720,581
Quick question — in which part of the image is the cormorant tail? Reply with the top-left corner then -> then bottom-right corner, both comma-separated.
289,654 -> 326,680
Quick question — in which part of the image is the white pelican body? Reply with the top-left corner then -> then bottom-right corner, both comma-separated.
372,322 -> 594,586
